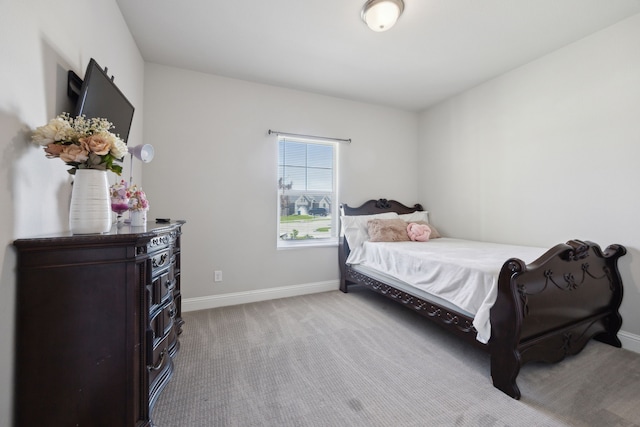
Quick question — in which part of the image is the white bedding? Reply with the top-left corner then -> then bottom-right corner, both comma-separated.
346,238 -> 547,343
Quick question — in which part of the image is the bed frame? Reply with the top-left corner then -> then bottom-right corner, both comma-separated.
339,199 -> 626,399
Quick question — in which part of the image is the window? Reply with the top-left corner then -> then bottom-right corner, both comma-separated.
277,136 -> 337,247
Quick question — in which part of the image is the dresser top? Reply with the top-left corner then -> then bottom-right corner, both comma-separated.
13,220 -> 185,249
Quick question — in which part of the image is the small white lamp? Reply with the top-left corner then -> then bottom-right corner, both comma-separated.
128,144 -> 155,186
125,144 -> 154,224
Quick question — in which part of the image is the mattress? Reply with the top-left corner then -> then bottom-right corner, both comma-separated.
346,238 -> 547,343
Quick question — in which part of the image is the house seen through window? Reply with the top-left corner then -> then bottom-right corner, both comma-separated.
277,136 -> 337,246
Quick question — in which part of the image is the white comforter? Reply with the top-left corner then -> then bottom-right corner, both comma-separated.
346,238 -> 547,343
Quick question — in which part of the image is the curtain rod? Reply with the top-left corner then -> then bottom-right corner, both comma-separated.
268,129 -> 351,144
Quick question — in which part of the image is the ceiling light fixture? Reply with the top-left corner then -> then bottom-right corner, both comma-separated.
361,0 -> 405,32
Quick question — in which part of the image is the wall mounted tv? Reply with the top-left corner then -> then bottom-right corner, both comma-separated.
72,58 -> 135,144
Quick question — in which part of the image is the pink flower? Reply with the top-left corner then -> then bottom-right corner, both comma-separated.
60,143 -> 89,163
80,133 -> 112,156
129,185 -> 150,211
44,143 -> 64,158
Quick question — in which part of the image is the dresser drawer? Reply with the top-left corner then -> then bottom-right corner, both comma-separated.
147,331 -> 171,390
149,300 -> 176,343
150,248 -> 171,276
151,270 -> 174,306
148,232 -> 173,252
162,299 -> 177,338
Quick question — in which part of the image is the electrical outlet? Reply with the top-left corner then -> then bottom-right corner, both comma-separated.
214,270 -> 222,282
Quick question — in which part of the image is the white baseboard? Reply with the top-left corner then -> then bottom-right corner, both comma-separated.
619,330 -> 640,354
182,280 -> 340,312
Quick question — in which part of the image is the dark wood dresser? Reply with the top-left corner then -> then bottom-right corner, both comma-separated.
13,220 -> 185,427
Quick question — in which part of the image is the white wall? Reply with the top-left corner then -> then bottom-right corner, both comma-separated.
0,1 -> 144,425
142,63 -> 419,302
4,3 -> 636,424
417,14 -> 640,346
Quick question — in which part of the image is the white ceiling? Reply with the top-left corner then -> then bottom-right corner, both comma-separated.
116,0 -> 640,112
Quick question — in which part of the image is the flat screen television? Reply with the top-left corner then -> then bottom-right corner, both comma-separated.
74,58 -> 135,144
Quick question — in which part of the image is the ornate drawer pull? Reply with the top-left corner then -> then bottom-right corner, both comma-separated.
169,306 -> 176,319
148,349 -> 166,371
153,253 -> 168,269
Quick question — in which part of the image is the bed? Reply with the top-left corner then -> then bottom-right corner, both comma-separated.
339,198 -> 626,399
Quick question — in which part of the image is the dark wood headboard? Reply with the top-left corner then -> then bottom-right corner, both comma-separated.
338,199 -> 423,291
340,198 -> 423,216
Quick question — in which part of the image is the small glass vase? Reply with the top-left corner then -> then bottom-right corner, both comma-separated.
111,198 -> 130,225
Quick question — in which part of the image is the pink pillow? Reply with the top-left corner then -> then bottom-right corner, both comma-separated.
407,222 -> 431,242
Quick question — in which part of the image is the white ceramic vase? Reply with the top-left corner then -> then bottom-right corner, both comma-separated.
69,169 -> 112,234
130,210 -> 147,227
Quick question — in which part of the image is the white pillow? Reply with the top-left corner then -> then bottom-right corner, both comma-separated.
398,211 -> 430,224
341,212 -> 399,249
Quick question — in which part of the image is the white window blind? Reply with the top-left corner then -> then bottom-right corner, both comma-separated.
277,136 -> 337,247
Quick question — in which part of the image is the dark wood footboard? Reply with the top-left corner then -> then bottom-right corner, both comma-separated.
490,239 -> 626,399
339,199 -> 626,400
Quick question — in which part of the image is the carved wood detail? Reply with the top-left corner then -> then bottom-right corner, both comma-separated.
346,268 -> 477,335
374,198 -> 391,209
516,258 -> 615,317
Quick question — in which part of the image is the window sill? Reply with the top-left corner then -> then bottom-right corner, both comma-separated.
277,238 -> 338,250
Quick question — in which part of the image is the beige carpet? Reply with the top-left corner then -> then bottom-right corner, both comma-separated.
151,287 -> 640,426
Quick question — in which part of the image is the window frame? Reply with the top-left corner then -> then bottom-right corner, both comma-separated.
276,135 -> 339,249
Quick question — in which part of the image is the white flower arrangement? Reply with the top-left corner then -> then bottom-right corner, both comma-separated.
32,113 -> 128,175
